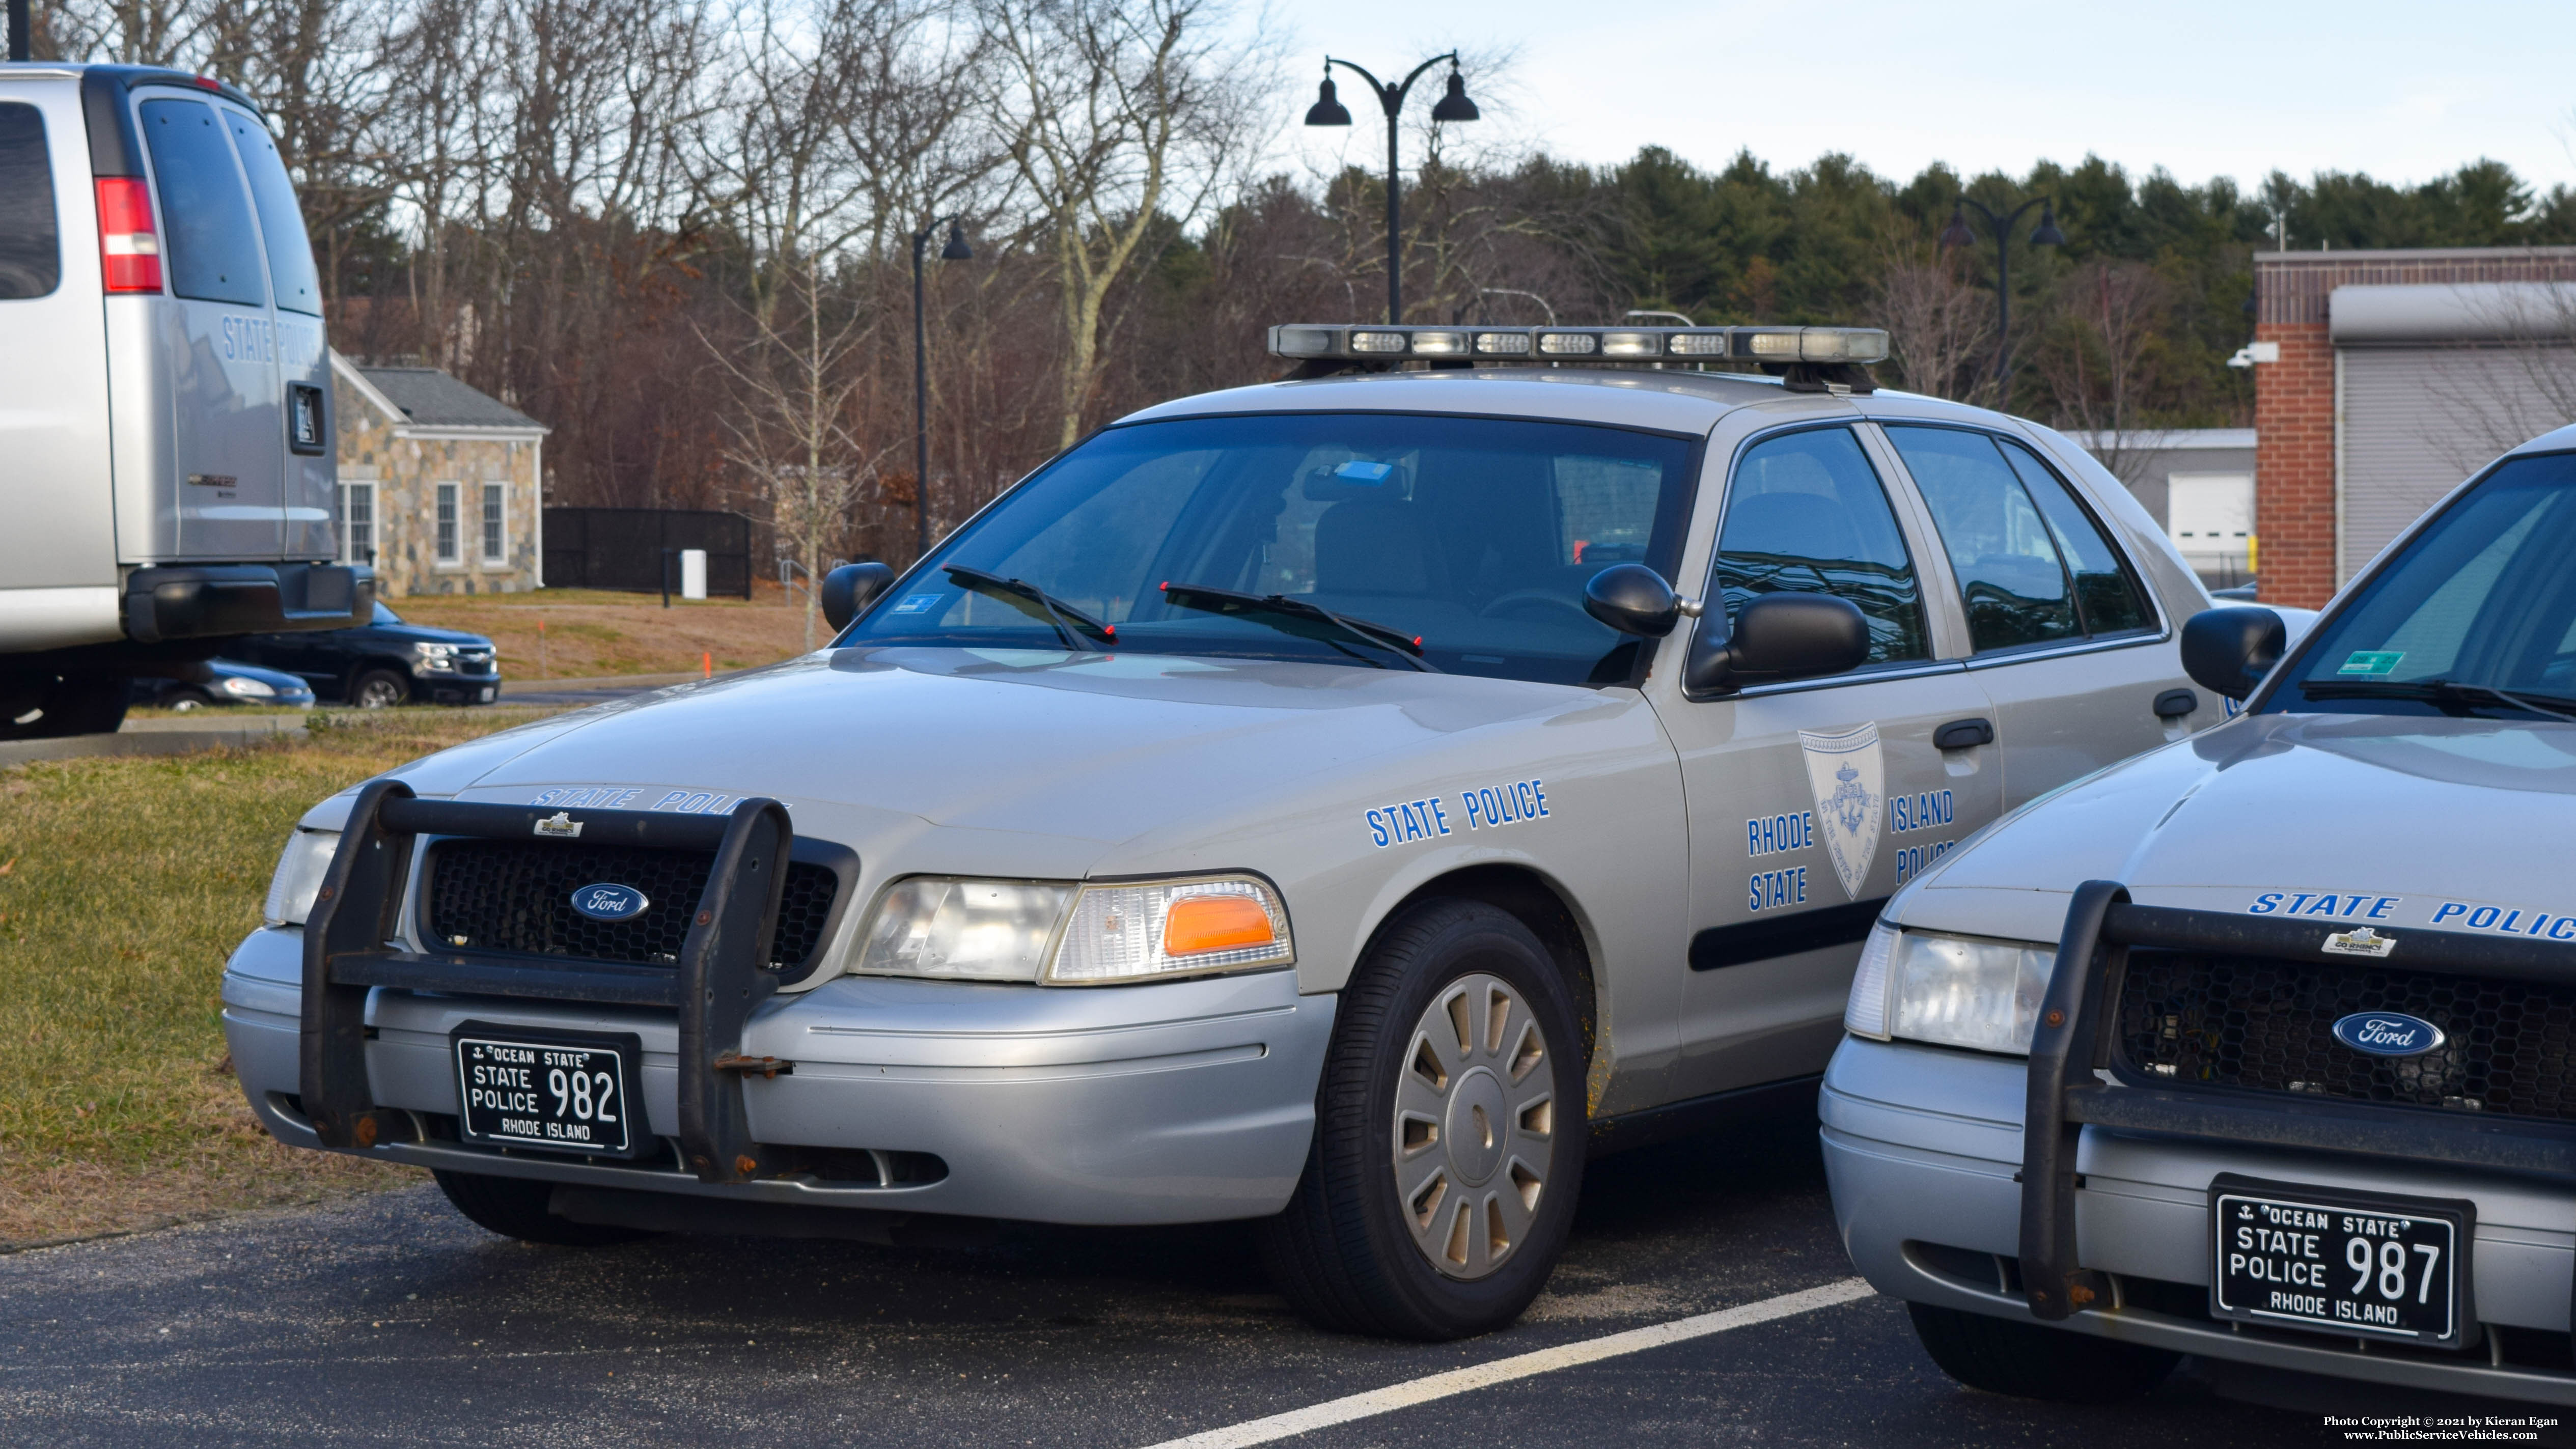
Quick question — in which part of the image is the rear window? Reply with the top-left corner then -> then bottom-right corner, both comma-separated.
225,110 -> 321,315
0,102 -> 59,300
139,98 -> 267,307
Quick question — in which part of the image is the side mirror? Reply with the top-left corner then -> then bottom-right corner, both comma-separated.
820,562 -> 896,633
1686,592 -> 1871,693
1583,564 -> 1695,637
2180,605 -> 2286,701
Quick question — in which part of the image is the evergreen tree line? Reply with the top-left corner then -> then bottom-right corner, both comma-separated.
31,0 -> 2575,569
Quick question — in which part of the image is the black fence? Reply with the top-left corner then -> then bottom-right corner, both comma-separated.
542,509 -> 754,598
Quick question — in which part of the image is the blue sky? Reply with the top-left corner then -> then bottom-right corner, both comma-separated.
1250,1 -> 2575,194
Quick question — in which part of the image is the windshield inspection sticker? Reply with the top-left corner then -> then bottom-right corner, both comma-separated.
891,593 -> 945,614
1800,722 -> 1884,899
2338,650 -> 2406,676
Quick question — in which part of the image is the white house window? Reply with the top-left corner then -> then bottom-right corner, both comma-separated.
481,481 -> 507,564
435,482 -> 459,563
338,482 -> 375,565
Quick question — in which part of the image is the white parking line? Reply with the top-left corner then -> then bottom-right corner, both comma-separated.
1139,1276 -> 1876,1449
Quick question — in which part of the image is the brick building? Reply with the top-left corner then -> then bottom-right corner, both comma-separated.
2253,247 -> 2576,606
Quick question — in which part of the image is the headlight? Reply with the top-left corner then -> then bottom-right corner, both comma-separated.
262,828 -> 341,927
218,675 -> 275,698
853,878 -> 1077,981
1845,926 -> 2056,1054
847,873 -> 1294,984
1046,876 -> 1293,984
414,643 -> 457,658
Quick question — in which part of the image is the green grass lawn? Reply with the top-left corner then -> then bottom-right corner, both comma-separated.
0,707 -> 563,1248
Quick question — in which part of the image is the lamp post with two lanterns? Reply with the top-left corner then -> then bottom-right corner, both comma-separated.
1303,52 -> 1479,325
1938,195 -> 2065,383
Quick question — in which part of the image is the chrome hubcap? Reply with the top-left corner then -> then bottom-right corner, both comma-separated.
1391,972 -> 1554,1280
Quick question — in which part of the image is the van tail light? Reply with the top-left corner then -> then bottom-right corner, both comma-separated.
95,178 -> 162,293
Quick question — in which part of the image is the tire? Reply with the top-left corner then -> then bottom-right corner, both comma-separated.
432,1168 -> 658,1247
0,673 -> 129,739
1257,899 -> 1586,1340
1905,1301 -> 2179,1402
166,690 -> 212,712
349,668 -> 410,709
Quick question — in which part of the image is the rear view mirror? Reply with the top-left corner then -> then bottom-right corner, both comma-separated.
2180,606 -> 2286,700
1582,564 -> 1695,637
820,563 -> 896,633
1686,592 -> 1870,694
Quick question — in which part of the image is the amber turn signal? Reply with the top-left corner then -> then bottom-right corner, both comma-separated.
1161,894 -> 1277,956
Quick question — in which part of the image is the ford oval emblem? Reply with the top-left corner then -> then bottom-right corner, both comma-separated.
570,882 -> 650,922
2331,1011 -> 2446,1057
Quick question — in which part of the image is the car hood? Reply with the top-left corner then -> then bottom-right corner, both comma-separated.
1893,711 -> 2576,945
357,646 -> 1616,863
373,621 -> 491,646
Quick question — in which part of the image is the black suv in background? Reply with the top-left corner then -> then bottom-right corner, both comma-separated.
236,602 -> 501,707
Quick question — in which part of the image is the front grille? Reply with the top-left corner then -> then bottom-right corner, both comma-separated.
422,839 -> 840,972
2117,950 -> 2576,1123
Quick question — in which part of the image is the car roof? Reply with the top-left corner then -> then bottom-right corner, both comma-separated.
0,61 -> 265,118
1116,366 -> 2021,437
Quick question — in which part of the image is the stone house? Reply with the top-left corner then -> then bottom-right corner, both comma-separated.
329,351 -> 549,596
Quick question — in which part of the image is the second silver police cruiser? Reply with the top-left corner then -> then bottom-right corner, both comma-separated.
1827,425 -> 2576,1401
224,321 -> 2218,1340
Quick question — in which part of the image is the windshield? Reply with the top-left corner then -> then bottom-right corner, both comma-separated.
373,601 -> 403,626
2273,451 -> 2576,719
846,413 -> 1699,685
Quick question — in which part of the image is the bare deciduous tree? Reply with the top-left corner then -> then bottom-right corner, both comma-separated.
1875,226 -> 1997,405
2033,259 -> 2170,487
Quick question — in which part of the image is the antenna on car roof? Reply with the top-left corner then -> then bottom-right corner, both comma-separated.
8,0 -> 31,63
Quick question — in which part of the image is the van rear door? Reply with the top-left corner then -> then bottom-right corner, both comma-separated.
221,104 -> 332,559
0,79 -> 121,643
136,92 -> 284,560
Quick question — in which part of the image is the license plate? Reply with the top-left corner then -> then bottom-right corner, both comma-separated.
451,1024 -> 647,1157
2209,1174 -> 2473,1348
478,686 -> 496,703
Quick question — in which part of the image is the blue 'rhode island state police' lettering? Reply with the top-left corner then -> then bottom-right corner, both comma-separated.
1890,789 -> 1953,834
1746,811 -> 1813,857
529,787 -> 743,814
1367,797 -> 1451,849
1368,781 -> 1549,848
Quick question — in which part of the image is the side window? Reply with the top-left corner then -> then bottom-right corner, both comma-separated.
1996,439 -> 2152,635
0,103 -> 60,300
223,110 -> 323,316
1713,427 -> 1930,665
139,99 -> 267,307
1885,425 -> 2081,652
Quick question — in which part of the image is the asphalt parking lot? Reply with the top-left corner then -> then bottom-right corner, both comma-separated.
0,1118 -> 2536,1447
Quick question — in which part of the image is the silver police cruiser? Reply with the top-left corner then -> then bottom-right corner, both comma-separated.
225,320 -> 2218,1340
1827,425 -> 2576,1401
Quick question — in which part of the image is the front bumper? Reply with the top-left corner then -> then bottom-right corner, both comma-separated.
1822,1035 -> 2576,1404
123,563 -> 372,644
225,923 -> 1334,1224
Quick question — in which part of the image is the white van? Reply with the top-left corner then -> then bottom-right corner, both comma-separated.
0,62 -> 368,738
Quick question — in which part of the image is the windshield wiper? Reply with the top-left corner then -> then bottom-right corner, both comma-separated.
2302,676 -> 2576,722
1159,582 -> 1439,672
941,565 -> 1116,651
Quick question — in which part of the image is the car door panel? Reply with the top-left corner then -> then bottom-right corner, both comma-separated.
1650,421 -> 2005,1099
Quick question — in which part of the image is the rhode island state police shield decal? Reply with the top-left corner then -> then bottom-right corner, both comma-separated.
1799,721 -> 1884,900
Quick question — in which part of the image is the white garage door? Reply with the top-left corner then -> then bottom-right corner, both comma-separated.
2339,346 -> 2576,581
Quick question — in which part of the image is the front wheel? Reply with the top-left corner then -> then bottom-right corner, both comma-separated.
432,1169 -> 657,1247
1258,899 -> 1586,1340
349,668 -> 410,709
1905,1301 -> 2179,1402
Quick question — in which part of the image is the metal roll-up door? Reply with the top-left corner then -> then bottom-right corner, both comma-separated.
2338,346 -> 2576,580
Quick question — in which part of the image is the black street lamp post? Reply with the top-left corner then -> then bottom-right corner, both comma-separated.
1304,52 -> 1478,324
1938,195 -> 2066,381
911,217 -> 973,560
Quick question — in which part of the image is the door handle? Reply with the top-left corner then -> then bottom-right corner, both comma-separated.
2153,688 -> 2199,720
1934,717 -> 1993,750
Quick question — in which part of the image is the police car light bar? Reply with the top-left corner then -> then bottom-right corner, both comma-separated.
1267,323 -> 1889,367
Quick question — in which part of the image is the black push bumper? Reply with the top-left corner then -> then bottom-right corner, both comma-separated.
2017,882 -> 2576,1323
299,782 -> 797,1185
123,563 -> 373,644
